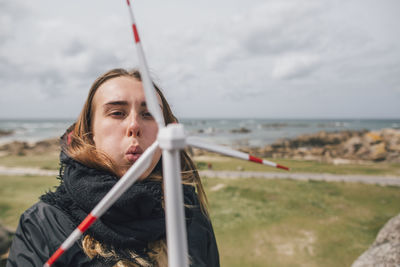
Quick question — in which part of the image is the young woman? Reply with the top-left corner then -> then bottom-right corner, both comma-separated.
7,68 -> 220,267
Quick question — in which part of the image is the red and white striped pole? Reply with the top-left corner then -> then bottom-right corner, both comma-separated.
126,0 -> 165,128
126,2 -> 191,266
187,137 -> 290,171
44,213 -> 97,267
43,142 -> 159,267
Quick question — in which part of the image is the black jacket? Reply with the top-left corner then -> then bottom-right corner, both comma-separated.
7,200 -> 219,266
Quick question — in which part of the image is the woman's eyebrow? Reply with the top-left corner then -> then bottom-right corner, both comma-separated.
103,100 -> 162,110
104,100 -> 129,107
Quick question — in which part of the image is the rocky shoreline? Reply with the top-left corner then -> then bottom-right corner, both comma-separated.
1,129 -> 400,164
0,138 -> 60,157
243,128 -> 400,164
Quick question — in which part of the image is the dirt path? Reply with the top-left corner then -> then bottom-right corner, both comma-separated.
0,166 -> 58,176
1,166 -> 399,186
199,170 -> 400,186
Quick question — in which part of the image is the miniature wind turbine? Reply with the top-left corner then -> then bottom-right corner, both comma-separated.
44,1 -> 289,266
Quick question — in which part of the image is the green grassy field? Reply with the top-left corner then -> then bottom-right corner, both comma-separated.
1,173 -> 399,266
204,177 -> 400,267
0,154 -> 60,170
0,175 -> 59,227
2,153 -> 400,176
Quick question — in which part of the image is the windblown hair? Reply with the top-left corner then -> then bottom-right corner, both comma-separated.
66,68 -> 207,266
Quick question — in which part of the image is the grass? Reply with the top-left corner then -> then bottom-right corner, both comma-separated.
0,175 -> 59,227
1,173 -> 399,266
0,154 -> 60,170
203,177 -> 400,267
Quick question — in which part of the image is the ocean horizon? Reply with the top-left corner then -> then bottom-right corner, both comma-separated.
1,118 -> 399,148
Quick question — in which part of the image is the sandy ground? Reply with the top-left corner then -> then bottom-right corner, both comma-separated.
0,165 -> 399,186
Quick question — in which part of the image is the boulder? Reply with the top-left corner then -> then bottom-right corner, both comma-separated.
364,131 -> 383,145
367,143 -> 387,161
230,127 -> 251,134
386,152 -> 400,164
0,141 -> 30,156
384,129 -> 400,152
0,138 -> 60,156
352,213 -> 400,267
0,129 -> 13,137
0,223 -> 14,261
341,136 -> 363,156
258,146 -> 274,157
310,147 -> 324,156
31,139 -> 59,154
287,131 -> 352,149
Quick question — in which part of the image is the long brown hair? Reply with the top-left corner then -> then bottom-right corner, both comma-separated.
67,68 -> 207,266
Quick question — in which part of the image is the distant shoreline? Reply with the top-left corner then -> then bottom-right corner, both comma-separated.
0,118 -> 399,148
1,128 -> 400,165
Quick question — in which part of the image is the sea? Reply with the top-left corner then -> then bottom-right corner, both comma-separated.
0,118 -> 399,148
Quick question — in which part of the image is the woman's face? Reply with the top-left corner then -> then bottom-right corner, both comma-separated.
91,76 -> 162,178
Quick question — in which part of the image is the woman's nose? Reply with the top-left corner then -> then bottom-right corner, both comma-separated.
127,116 -> 141,138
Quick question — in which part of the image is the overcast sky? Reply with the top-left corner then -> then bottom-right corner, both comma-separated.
0,0 -> 399,119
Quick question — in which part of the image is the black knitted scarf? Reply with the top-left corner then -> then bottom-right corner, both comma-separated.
41,151 -> 197,262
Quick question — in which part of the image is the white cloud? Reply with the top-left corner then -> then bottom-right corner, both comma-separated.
0,0 -> 399,119
272,53 -> 320,80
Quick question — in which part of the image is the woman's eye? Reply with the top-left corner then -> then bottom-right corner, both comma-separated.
142,112 -> 153,119
110,111 -> 125,117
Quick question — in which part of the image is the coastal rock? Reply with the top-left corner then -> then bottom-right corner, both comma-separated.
0,141 -> 30,156
364,131 -> 383,144
286,130 -> 356,149
383,129 -> 400,151
0,223 -> 14,263
352,213 -> 400,267
0,129 -> 13,137
0,138 -> 60,156
260,123 -> 288,129
230,127 -> 251,134
32,139 -> 60,154
342,136 -> 363,156
257,146 -> 274,157
322,150 -> 333,163
250,129 -> 400,163
368,143 -> 387,161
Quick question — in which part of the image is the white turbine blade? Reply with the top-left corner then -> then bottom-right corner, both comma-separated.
187,137 -> 290,171
126,0 -> 165,128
